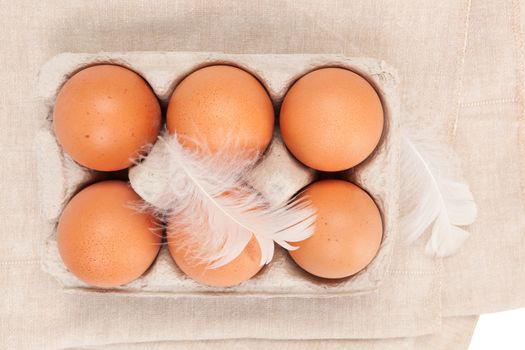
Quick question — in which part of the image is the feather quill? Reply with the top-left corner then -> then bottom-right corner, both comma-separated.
400,128 -> 477,257
148,132 -> 316,268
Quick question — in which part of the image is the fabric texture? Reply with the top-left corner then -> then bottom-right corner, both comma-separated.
441,0 -> 525,316
0,0 -> 524,349
79,316 -> 479,350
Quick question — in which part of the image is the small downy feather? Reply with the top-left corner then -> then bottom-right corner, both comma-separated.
400,128 -> 477,257
150,131 -> 316,268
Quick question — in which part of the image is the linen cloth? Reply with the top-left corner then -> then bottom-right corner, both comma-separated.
442,0 -> 525,315
0,0 -> 524,349
77,316 -> 479,350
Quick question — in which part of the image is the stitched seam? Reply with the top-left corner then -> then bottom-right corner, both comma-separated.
440,0 -> 471,326
448,0 -> 473,142
389,269 -> 436,276
460,98 -> 519,108
512,0 -> 525,118
511,0 -> 525,205
0,260 -> 40,266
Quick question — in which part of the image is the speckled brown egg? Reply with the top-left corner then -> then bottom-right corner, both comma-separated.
167,227 -> 262,288
57,180 -> 161,288
53,64 -> 161,171
166,65 -> 274,155
289,179 -> 382,279
280,68 -> 384,171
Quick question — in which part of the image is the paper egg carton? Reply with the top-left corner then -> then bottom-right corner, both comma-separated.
36,52 -> 400,298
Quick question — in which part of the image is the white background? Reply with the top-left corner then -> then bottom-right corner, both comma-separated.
469,308 -> 525,349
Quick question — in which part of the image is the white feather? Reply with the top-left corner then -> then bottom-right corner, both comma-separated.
149,131 -> 316,268
400,128 -> 477,257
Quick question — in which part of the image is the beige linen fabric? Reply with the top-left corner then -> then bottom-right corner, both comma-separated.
442,0 -> 525,315
79,316 -> 478,350
1,0 -> 524,349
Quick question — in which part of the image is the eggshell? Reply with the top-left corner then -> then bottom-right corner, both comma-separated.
280,67 -> 384,171
53,64 -> 161,171
167,228 -> 262,288
166,65 -> 274,155
290,179 -> 382,279
57,180 -> 161,288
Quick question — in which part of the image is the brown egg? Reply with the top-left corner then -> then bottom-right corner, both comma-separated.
280,68 -> 384,171
57,181 -> 161,288
53,64 -> 161,171
289,179 -> 382,279
166,65 -> 274,155
167,226 -> 262,287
